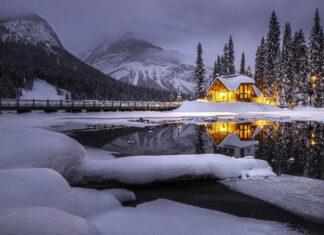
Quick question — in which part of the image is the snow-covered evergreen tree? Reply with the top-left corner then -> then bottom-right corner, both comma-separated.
222,44 -> 229,75
246,66 -> 252,78
309,8 -> 324,107
280,22 -> 295,107
293,29 -> 309,106
194,42 -> 206,99
240,52 -> 245,74
216,55 -> 222,76
265,11 -> 281,98
255,37 -> 266,91
227,35 -> 235,74
213,61 -> 217,79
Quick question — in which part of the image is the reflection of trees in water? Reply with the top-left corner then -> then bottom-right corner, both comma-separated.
195,125 -> 207,154
257,121 -> 323,179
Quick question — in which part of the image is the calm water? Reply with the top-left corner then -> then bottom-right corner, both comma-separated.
65,120 -> 324,234
67,120 -> 324,179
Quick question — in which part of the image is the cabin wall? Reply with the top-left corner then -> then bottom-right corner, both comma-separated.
207,81 -> 254,102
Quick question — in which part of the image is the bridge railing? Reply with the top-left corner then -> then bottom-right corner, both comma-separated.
0,99 -> 182,110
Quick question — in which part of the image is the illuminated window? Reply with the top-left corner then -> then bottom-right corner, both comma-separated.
239,84 -> 251,100
238,124 -> 250,140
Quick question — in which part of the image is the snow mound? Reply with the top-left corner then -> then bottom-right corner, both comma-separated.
0,168 -> 78,214
0,168 -> 135,217
222,175 -> 324,224
20,79 -> 71,100
0,207 -> 99,235
0,127 -> 85,178
73,188 -> 135,217
91,199 -> 301,235
73,154 -> 276,185
176,101 -> 281,112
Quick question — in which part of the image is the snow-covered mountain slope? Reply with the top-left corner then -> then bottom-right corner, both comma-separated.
20,79 -> 71,100
80,36 -> 212,94
0,14 -> 62,50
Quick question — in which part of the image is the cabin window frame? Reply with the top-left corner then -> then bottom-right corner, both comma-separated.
238,83 -> 251,100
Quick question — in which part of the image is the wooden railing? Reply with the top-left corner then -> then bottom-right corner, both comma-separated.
0,99 -> 182,112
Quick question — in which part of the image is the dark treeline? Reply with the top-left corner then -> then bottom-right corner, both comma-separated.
257,121 -> 323,179
255,9 -> 323,107
0,36 -> 176,101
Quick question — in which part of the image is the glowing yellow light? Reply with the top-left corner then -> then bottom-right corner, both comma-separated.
312,75 -> 317,81
311,140 -> 316,146
311,133 -> 315,138
312,84 -> 316,88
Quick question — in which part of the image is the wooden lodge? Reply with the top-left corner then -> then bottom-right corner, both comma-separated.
206,74 -> 262,102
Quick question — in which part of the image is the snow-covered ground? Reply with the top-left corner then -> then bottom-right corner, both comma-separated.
222,176 -> 324,224
91,199 -> 302,235
20,79 -> 70,100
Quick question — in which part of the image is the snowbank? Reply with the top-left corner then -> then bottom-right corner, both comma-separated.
0,127 -> 85,178
91,199 -> 302,235
0,168 -> 78,214
222,175 -> 324,224
0,207 -> 99,235
0,168 -> 135,217
73,154 -> 276,185
175,101 -> 281,112
20,79 -> 70,100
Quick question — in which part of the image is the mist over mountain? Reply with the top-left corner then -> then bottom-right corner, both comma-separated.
0,14 -> 173,101
80,34 -> 213,94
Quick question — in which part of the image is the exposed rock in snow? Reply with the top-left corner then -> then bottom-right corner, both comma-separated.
0,207 -> 99,235
175,101 -> 281,112
221,175 -> 324,224
80,35 -> 212,94
0,14 -> 62,49
20,79 -> 71,100
72,154 -> 276,185
91,199 -> 302,235
0,127 -> 85,178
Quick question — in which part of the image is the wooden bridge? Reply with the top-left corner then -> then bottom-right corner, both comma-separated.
0,99 -> 182,113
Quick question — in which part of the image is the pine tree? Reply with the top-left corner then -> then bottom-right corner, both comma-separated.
246,66 -> 252,77
280,22 -> 295,107
309,8 -> 324,107
216,55 -> 222,76
255,37 -> 266,91
195,42 -> 206,99
265,11 -> 281,98
213,61 -> 217,79
293,29 -> 309,106
227,35 -> 235,74
240,52 -> 245,74
223,44 -> 229,75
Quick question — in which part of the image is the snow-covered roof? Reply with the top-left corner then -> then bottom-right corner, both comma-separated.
217,134 -> 255,149
208,74 -> 255,92
252,85 -> 262,97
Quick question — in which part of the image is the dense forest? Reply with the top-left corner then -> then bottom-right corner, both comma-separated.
0,34 -> 176,101
204,9 -> 323,107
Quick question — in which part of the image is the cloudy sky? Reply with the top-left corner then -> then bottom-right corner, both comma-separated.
2,0 -> 324,68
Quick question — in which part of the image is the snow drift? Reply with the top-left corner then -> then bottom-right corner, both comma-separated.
0,127 -> 85,178
72,154 -> 276,185
91,199 -> 302,235
222,175 -> 324,224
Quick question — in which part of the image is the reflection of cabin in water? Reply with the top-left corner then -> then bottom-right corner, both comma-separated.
206,122 -> 262,158
206,74 -> 262,102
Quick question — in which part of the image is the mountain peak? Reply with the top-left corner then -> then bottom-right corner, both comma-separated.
0,13 -> 63,49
